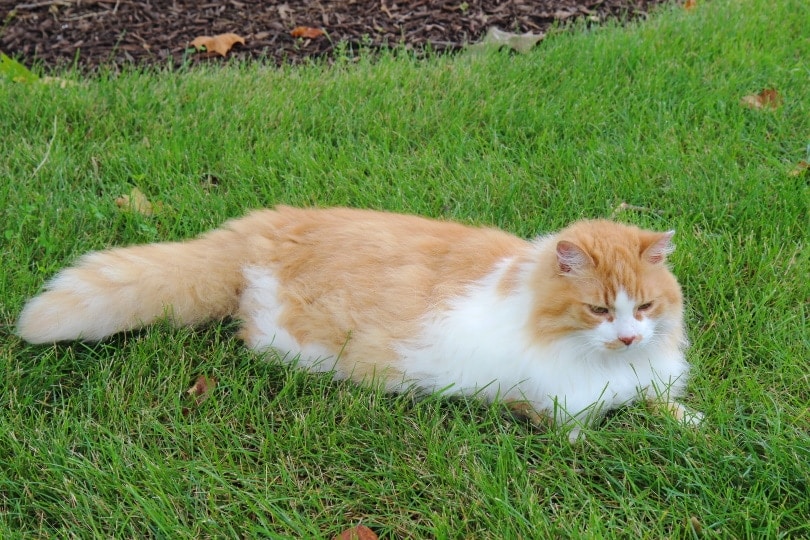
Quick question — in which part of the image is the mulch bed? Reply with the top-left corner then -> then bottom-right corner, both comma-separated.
1,0 -> 674,71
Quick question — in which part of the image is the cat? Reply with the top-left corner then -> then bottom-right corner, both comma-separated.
17,205 -> 702,441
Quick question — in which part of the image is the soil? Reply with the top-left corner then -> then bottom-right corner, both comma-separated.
1,0 -> 672,71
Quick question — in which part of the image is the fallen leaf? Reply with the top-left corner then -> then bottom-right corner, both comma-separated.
334,525 -> 378,540
609,201 -> 662,219
40,76 -> 77,88
740,88 -> 782,110
684,0 -> 697,10
277,4 -> 294,21
788,160 -> 809,177
115,187 -> 155,216
291,26 -> 326,39
468,27 -> 545,54
553,9 -> 577,20
190,33 -> 245,56
187,375 -> 217,405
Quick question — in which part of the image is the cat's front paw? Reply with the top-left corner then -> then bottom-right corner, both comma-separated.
567,426 -> 586,444
680,407 -> 704,426
656,400 -> 703,426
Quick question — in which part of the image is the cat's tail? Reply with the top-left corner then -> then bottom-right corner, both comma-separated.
17,225 -> 249,344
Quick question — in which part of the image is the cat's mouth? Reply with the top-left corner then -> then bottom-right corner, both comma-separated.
605,336 -> 641,351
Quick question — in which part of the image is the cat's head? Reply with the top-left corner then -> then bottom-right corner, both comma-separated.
530,220 -> 685,352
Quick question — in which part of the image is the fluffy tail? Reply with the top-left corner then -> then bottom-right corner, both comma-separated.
17,227 -> 247,344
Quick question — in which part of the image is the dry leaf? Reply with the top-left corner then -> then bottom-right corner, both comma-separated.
468,27 -> 545,54
190,33 -> 245,56
609,201 -> 662,219
684,0 -> 697,10
552,9 -> 577,20
40,76 -> 77,88
740,88 -> 782,110
334,525 -> 378,540
788,160 -> 809,177
115,187 -> 154,216
187,375 -> 217,405
291,26 -> 326,39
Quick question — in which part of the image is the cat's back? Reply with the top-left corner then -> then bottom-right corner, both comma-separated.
235,206 -> 530,288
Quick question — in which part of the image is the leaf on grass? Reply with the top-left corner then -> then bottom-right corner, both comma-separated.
788,160 -> 809,177
0,52 -> 39,83
334,525 -> 378,540
187,375 -> 217,405
115,187 -> 157,216
684,0 -> 697,10
467,27 -> 545,54
291,26 -> 326,39
740,88 -> 782,110
609,201 -> 662,219
39,76 -> 77,88
190,33 -> 245,56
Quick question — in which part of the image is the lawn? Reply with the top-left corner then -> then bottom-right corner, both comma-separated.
1,0 -> 808,537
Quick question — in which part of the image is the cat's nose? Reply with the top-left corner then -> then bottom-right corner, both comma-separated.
618,335 -> 636,346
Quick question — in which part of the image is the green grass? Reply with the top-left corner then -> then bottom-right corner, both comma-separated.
1,0 -> 808,537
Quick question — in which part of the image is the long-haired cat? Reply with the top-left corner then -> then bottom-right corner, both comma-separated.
17,206 -> 702,441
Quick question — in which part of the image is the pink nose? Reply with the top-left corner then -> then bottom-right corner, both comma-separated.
618,336 -> 636,346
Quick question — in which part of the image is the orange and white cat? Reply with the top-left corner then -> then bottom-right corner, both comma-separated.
17,206 -> 702,441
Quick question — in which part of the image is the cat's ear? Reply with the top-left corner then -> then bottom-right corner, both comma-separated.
556,240 -> 593,274
642,231 -> 675,264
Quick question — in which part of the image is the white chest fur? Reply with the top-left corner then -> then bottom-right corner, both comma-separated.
394,259 -> 690,427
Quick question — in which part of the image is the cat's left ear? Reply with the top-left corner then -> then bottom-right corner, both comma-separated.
556,240 -> 593,274
642,231 -> 675,264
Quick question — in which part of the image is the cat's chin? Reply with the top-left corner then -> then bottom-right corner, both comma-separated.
603,342 -> 640,351
602,340 -> 649,353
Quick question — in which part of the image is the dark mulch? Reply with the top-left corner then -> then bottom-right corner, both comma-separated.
1,0 -> 673,71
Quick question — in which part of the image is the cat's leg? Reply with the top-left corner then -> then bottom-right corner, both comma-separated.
506,400 -> 590,443
506,400 -> 552,427
648,399 -> 704,425
562,411 -> 598,443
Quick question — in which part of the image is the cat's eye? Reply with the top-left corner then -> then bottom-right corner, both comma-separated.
588,305 -> 610,315
637,302 -> 654,311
